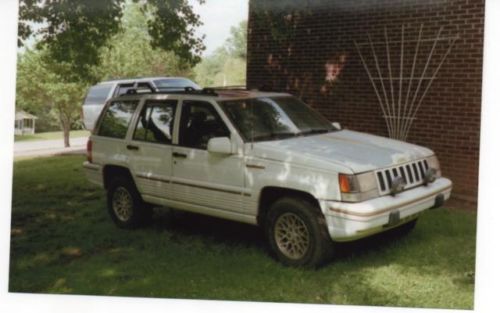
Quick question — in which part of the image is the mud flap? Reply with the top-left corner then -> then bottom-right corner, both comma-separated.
431,193 -> 445,210
384,210 -> 401,228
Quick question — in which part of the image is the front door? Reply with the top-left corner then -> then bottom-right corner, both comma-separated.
127,99 -> 177,199
171,100 -> 245,213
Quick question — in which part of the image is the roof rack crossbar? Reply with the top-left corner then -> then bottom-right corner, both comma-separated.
119,87 -> 219,97
210,85 -> 248,90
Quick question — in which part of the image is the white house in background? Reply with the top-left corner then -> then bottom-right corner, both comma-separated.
15,111 -> 38,135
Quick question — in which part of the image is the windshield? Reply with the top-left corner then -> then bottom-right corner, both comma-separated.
153,78 -> 200,90
219,96 -> 336,142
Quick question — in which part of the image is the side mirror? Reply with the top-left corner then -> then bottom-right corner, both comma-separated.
332,122 -> 342,130
207,137 -> 233,155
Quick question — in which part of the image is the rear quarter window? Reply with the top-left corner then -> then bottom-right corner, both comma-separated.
97,101 -> 139,139
84,84 -> 113,105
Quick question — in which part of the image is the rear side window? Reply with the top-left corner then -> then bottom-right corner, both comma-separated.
115,83 -> 135,96
97,101 -> 139,139
133,100 -> 177,144
153,78 -> 201,90
136,82 -> 154,94
84,84 -> 112,105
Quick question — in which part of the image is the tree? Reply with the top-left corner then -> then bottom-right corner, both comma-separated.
94,1 -> 194,80
18,0 -> 205,83
16,49 -> 87,147
16,0 -> 204,146
195,21 -> 248,87
194,47 -> 231,87
225,20 -> 248,59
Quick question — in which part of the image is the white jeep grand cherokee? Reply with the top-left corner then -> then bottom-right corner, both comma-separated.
83,88 -> 452,267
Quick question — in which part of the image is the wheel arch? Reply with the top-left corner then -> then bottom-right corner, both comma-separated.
257,186 -> 321,227
102,165 -> 135,190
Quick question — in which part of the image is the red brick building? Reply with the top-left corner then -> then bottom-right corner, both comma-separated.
247,0 -> 484,206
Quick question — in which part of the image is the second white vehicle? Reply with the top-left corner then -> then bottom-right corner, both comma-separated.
82,76 -> 200,131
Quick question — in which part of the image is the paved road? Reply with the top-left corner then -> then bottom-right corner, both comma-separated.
14,136 -> 88,157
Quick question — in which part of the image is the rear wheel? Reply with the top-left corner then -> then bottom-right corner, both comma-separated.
266,197 -> 334,268
107,176 -> 152,229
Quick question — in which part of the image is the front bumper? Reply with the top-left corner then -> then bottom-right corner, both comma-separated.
320,177 -> 452,241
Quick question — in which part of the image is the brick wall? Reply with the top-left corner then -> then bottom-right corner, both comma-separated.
247,0 -> 484,206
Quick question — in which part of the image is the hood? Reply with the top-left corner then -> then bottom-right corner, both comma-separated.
250,130 -> 434,173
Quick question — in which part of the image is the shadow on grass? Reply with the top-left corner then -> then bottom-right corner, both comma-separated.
151,205 -> 474,273
151,208 -> 267,249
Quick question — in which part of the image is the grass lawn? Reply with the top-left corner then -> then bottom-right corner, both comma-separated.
14,130 -> 90,142
9,155 -> 476,309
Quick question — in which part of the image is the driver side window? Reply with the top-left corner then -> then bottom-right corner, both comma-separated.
178,101 -> 229,150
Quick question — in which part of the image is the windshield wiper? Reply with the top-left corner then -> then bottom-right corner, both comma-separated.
252,132 -> 300,141
300,129 -> 331,136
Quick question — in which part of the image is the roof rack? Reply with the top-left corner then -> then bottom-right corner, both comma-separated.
123,87 -> 219,97
102,76 -> 168,82
210,85 -> 248,90
103,76 -> 145,82
212,84 -> 275,92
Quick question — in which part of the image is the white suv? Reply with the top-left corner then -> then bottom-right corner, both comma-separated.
83,88 -> 452,267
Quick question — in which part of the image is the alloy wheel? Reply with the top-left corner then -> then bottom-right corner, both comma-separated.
112,186 -> 134,222
274,212 -> 311,260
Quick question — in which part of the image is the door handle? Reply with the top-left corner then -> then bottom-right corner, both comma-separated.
126,145 -> 140,151
173,152 -> 187,158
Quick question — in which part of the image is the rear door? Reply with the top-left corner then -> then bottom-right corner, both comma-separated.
171,100 -> 246,213
92,99 -> 140,167
126,98 -> 178,199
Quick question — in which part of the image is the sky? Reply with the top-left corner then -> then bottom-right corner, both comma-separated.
189,0 -> 248,56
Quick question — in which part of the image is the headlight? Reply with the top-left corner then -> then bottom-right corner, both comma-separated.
426,155 -> 442,178
338,172 -> 379,202
424,155 -> 441,184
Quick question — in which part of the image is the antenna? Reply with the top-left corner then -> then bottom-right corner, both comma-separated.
250,99 -> 254,150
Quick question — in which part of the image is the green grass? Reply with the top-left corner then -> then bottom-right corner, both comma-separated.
9,156 -> 476,309
14,130 -> 90,142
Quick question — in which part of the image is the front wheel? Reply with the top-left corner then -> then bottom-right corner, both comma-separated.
266,197 -> 334,268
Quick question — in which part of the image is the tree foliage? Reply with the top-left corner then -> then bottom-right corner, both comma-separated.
16,1 -> 201,146
140,0 -> 205,66
16,49 -> 87,146
195,21 -> 247,87
94,1 -> 195,80
226,20 -> 248,59
18,0 -> 205,82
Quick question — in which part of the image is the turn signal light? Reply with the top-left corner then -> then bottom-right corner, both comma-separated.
339,174 -> 354,193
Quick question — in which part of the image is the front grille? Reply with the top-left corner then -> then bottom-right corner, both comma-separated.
376,159 -> 429,195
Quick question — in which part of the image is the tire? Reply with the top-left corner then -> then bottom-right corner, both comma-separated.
266,197 -> 335,268
107,176 -> 152,229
